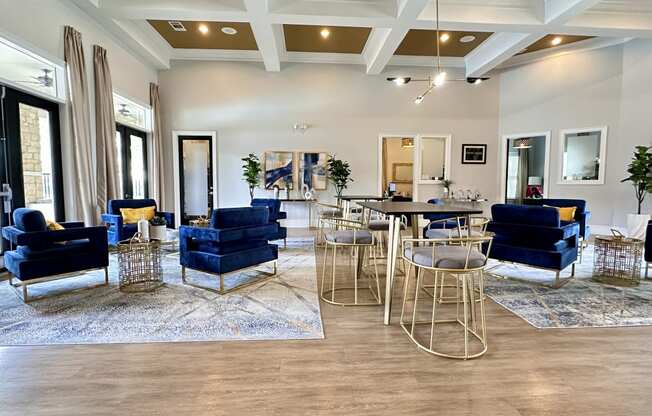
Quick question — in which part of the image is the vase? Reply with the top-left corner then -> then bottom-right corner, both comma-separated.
150,225 -> 167,241
137,217 -> 149,241
626,213 -> 650,240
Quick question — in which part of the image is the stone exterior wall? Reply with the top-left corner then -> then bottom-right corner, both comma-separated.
19,104 -> 44,204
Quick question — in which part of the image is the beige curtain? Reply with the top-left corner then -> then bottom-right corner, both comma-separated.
64,26 -> 96,225
93,45 -> 120,220
149,83 -> 166,209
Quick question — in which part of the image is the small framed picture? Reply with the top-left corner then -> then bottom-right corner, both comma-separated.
461,144 -> 487,164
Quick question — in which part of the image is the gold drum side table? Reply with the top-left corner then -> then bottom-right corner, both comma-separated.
117,236 -> 163,292
593,235 -> 643,287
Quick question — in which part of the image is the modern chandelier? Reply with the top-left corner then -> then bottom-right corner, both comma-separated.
386,0 -> 489,104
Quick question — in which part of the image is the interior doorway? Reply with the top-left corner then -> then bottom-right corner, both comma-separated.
379,136 -> 415,200
173,131 -> 218,226
501,132 -> 550,204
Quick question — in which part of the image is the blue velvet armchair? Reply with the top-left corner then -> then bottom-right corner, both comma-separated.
2,208 -> 109,302
179,207 -> 279,294
523,198 -> 591,241
486,204 -> 579,288
101,199 -> 174,245
251,198 -> 288,247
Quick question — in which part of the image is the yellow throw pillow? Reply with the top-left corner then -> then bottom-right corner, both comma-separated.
120,206 -> 156,224
544,205 -> 576,222
46,220 -> 65,231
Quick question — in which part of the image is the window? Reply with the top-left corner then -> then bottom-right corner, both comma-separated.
560,127 -> 608,185
0,35 -> 65,101
114,93 -> 150,131
116,124 -> 148,199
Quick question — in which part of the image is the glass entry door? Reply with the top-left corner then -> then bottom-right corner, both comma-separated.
0,85 -> 64,221
116,124 -> 148,199
178,136 -> 213,225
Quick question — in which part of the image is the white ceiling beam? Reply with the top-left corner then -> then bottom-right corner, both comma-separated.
363,0 -> 430,75
243,0 -> 282,72
544,0 -> 602,25
465,32 -> 542,78
71,0 -> 171,69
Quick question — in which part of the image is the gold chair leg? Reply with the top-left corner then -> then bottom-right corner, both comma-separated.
429,269 -> 440,350
331,245 -> 337,303
400,261 -> 412,324
354,246 -> 359,304
23,284 -> 29,303
321,244 -> 329,297
104,267 -> 109,285
219,274 -> 225,295
462,274 -> 469,360
410,267 -> 422,337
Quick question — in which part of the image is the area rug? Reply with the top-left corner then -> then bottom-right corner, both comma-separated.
0,238 -> 324,345
484,244 -> 652,329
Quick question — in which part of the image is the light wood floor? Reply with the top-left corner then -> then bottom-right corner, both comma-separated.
1,229 -> 651,415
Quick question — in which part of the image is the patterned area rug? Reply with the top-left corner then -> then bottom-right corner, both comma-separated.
0,238 -> 324,345
484,244 -> 652,329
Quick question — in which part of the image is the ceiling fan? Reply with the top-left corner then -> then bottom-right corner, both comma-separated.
15,68 -> 54,88
118,104 -> 131,116
386,0 -> 490,104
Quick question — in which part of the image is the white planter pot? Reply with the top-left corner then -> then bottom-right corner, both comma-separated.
626,214 -> 650,240
150,225 -> 167,241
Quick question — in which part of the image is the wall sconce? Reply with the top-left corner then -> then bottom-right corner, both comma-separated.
293,123 -> 310,134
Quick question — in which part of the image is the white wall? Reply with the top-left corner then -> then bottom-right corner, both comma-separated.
158,61 -> 500,222
499,44 -> 628,227
0,0 -> 158,219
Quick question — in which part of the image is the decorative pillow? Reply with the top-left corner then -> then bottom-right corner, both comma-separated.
544,205 -> 577,222
46,220 -> 65,231
120,206 -> 156,224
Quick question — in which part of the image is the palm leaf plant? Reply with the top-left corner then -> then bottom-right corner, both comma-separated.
327,156 -> 353,197
621,145 -> 652,215
242,153 -> 262,200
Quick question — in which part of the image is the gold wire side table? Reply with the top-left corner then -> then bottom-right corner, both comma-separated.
117,236 -> 163,292
593,235 -> 643,287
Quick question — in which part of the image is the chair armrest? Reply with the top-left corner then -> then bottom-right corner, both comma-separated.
101,213 -> 123,228
156,211 -> 175,228
15,226 -> 108,247
60,221 -> 85,228
2,226 -> 23,245
180,225 -> 219,241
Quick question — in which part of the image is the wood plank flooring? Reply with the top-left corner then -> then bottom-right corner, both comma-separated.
1,229 -> 651,415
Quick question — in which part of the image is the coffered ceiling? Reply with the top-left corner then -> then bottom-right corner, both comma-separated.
73,0 -> 652,77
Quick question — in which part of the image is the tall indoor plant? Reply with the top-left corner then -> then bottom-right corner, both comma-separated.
327,156 -> 353,197
621,145 -> 652,238
241,153 -> 262,200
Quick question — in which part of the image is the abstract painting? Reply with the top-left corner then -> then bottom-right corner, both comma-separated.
264,151 -> 294,189
299,152 -> 328,191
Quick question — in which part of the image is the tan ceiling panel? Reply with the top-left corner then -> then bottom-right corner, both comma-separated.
148,20 -> 258,50
519,34 -> 594,54
283,24 -> 372,54
395,30 -> 493,57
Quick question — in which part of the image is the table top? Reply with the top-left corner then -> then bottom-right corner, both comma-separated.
336,195 -> 387,201
594,235 -> 643,245
357,201 -> 483,216
279,198 -> 316,202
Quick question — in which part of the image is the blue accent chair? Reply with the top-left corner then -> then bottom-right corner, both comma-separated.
522,198 -> 591,241
251,198 -> 288,247
423,198 -> 465,238
179,207 -> 279,294
2,208 -> 109,302
101,199 -> 175,245
486,204 -> 579,288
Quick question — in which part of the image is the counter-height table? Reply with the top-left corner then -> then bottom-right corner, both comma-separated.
357,201 -> 484,325
336,195 -> 388,218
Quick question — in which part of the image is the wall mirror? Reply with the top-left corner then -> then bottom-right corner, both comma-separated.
418,136 -> 449,183
559,127 -> 607,185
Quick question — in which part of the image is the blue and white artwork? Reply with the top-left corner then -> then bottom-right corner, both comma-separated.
300,152 -> 328,191
265,151 -> 294,189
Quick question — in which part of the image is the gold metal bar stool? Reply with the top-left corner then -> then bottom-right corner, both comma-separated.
320,218 -> 382,306
400,235 -> 494,360
315,203 -> 344,247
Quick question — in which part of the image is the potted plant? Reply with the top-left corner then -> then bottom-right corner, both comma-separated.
327,156 -> 353,197
149,216 -> 167,241
621,145 -> 652,239
241,153 -> 262,201
442,179 -> 453,199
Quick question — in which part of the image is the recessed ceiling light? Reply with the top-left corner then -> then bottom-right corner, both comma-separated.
221,27 -> 238,35
320,28 -> 330,39
440,33 -> 450,42
551,36 -> 563,46
459,35 -> 476,43
198,24 -> 209,35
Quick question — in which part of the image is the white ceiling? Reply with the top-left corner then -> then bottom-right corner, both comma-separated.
73,0 -> 651,76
